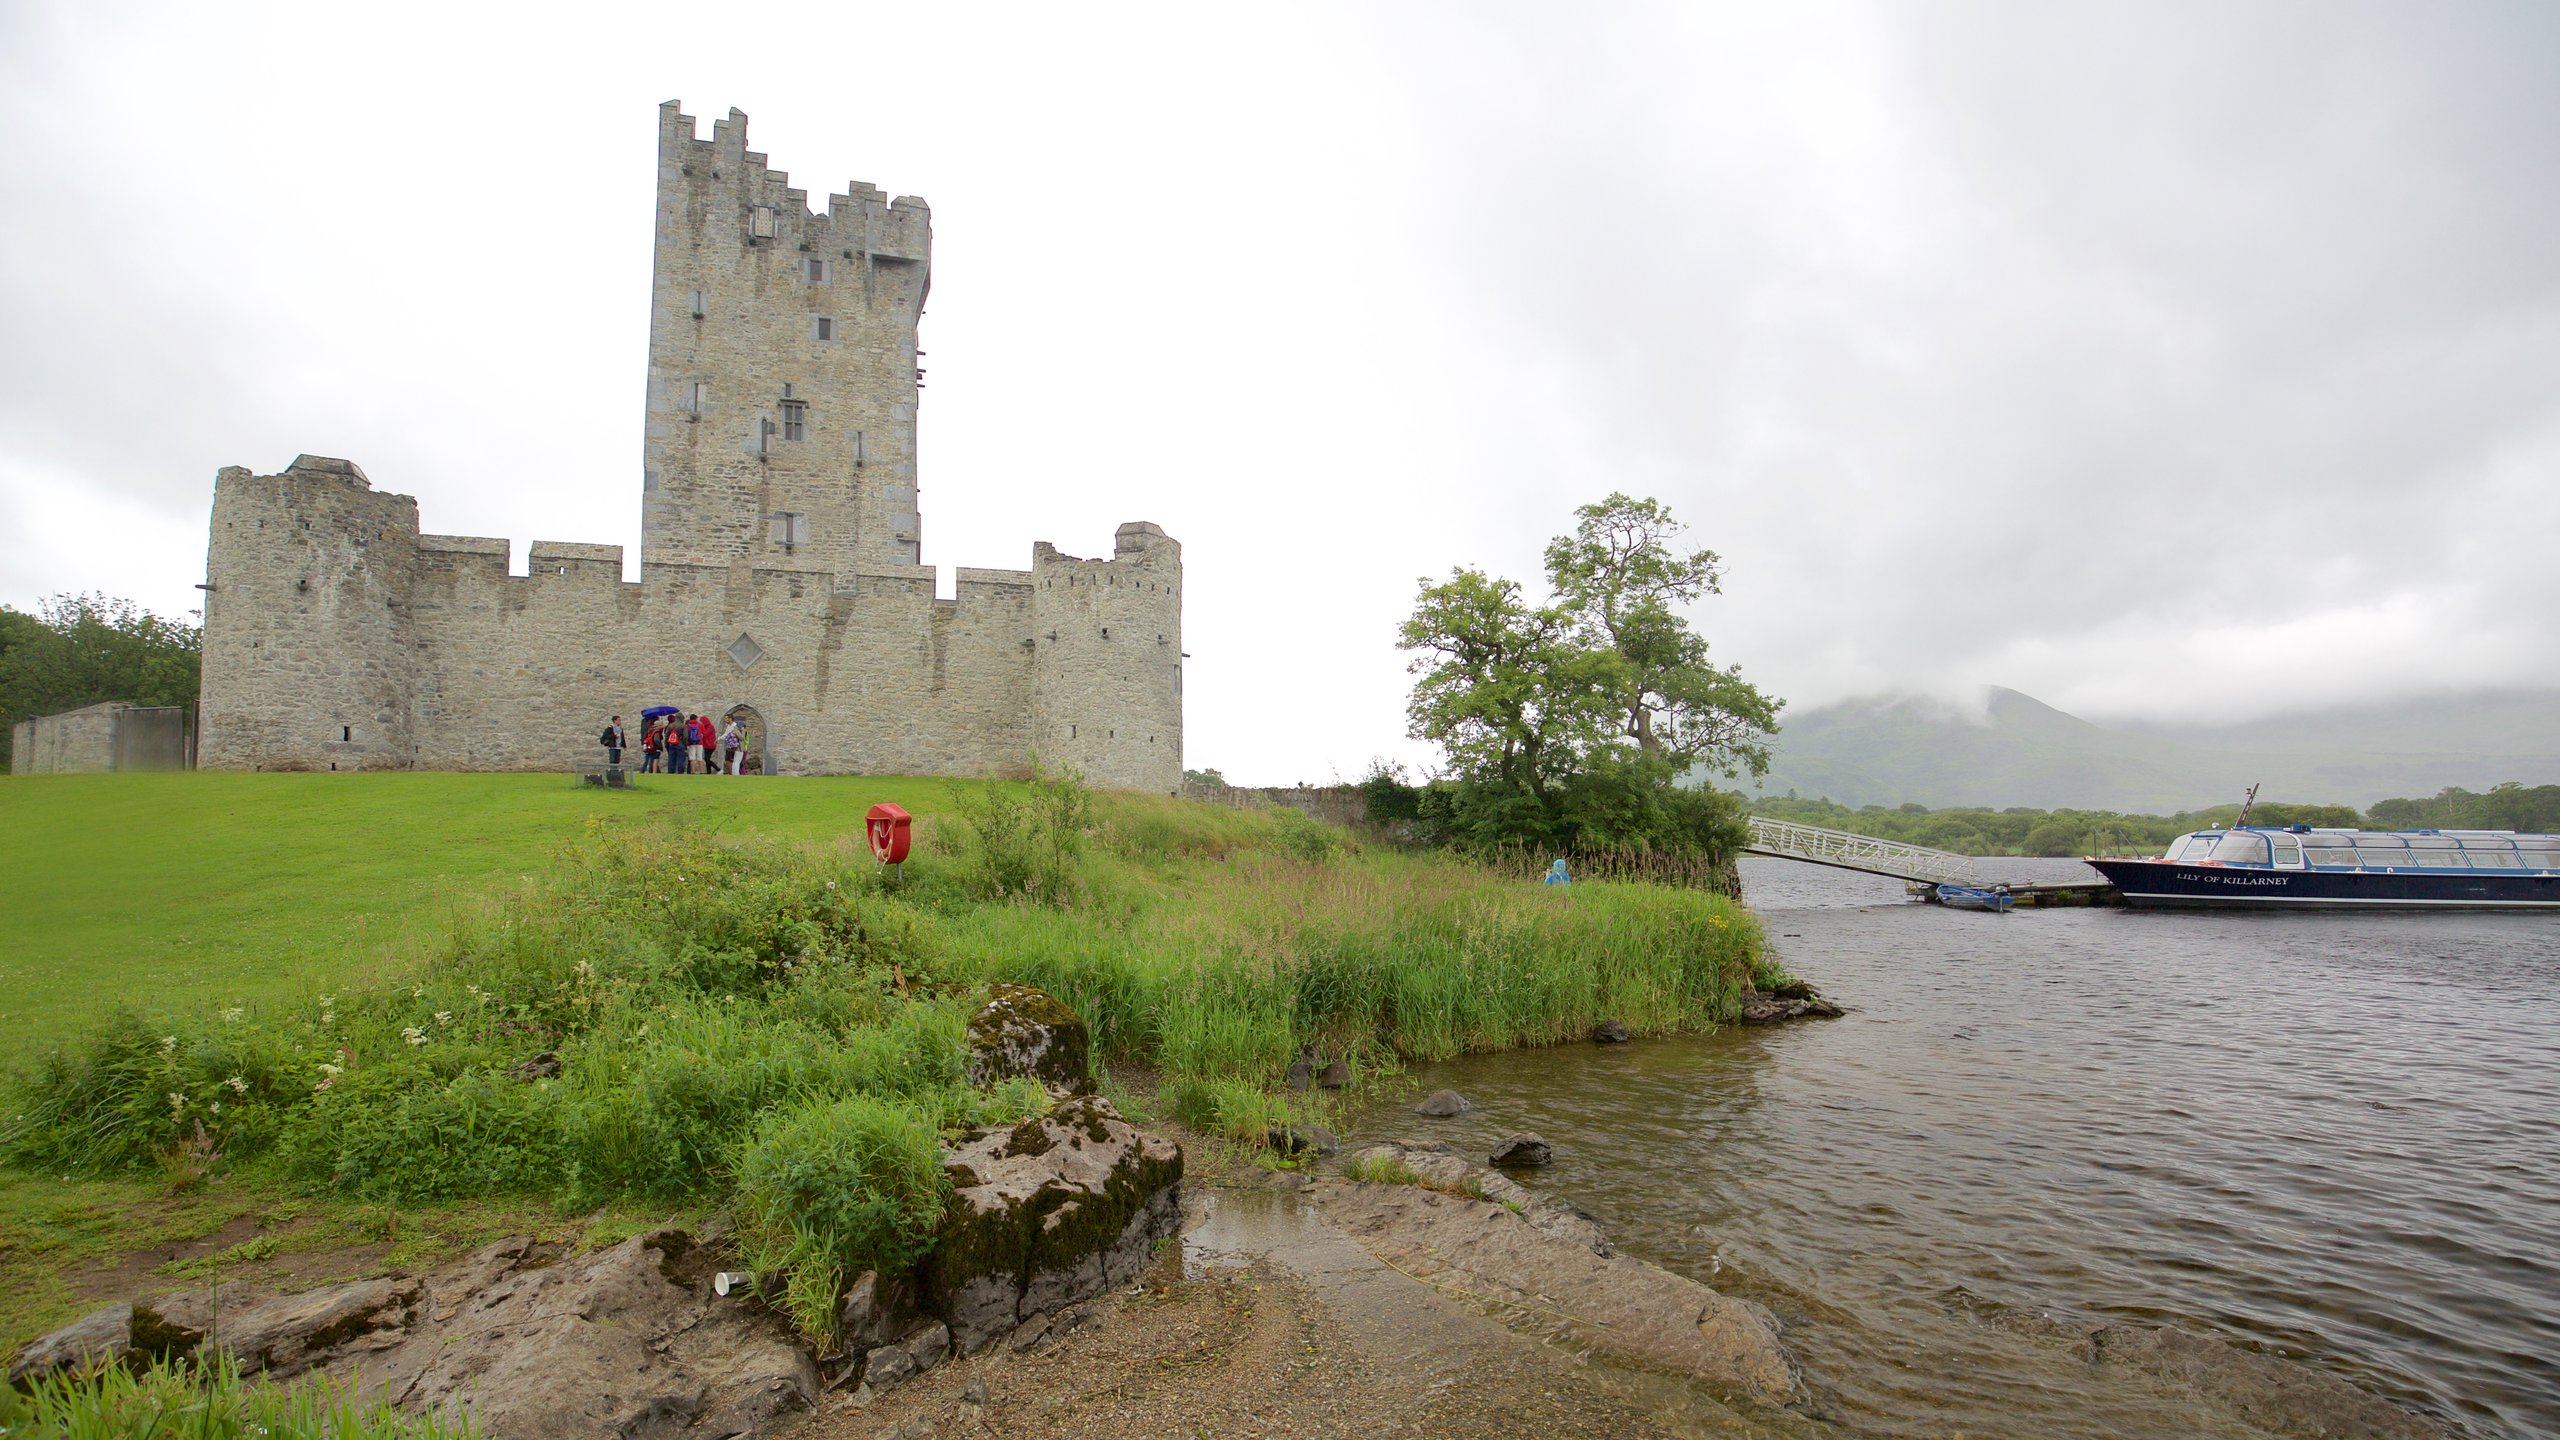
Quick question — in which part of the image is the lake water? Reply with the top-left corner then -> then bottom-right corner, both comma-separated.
1348,857 -> 2560,1438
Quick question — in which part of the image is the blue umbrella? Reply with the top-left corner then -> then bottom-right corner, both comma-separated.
640,704 -> 681,718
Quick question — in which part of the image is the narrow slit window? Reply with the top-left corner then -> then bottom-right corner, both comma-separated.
812,315 -> 836,341
688,288 -> 707,318
685,380 -> 709,414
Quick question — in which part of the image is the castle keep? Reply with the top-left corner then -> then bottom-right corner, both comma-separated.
198,103 -> 1182,789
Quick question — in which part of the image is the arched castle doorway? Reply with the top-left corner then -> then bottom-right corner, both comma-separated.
722,704 -> 772,775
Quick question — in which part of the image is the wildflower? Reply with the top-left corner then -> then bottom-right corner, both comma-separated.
220,1007 -> 244,1024
210,1100 -> 222,1116
226,1075 -> 248,1095
402,1026 -> 428,1047
434,1011 -> 453,1027
168,1092 -> 186,1119
318,1062 -> 343,1078
159,1035 -> 177,1056
825,880 -> 837,891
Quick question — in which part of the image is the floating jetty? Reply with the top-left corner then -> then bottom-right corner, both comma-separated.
1743,817 -> 2123,907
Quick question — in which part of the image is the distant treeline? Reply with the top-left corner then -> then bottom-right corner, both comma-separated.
1753,784 -> 2560,857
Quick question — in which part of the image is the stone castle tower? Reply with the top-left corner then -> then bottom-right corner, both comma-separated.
195,104 -> 1183,788
641,104 -> 929,575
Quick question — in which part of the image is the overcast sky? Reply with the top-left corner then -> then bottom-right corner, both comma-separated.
4,1 -> 2554,784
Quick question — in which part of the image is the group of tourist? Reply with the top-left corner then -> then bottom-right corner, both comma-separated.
598,713 -> 751,775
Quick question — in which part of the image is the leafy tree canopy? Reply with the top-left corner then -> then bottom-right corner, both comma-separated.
1396,495 -> 1781,855
0,594 -> 203,768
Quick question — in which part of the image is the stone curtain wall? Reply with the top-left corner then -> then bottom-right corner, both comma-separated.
1179,779 -> 1371,828
197,457 -> 1181,790
641,104 -> 930,578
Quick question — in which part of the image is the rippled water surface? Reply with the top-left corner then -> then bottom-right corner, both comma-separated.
1349,858 -> 2560,1438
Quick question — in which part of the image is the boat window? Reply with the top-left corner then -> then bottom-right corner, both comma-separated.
2407,835 -> 2458,849
2468,850 -> 2521,868
2523,850 -> 2560,870
2268,833 -> 2304,867
2415,850 -> 2470,868
2354,845 -> 2410,867
2458,839 -> 2517,854
2210,831 -> 2272,865
2304,848 -> 2359,867
2169,834 -> 2218,862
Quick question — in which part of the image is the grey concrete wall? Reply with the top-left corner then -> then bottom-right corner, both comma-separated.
10,702 -> 187,774
112,707 -> 189,771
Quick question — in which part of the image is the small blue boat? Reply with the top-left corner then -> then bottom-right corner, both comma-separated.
1935,883 -> 2016,912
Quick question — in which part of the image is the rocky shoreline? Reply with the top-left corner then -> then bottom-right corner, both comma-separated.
9,982 -> 2446,1439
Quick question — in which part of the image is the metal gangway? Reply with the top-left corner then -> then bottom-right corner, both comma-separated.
1744,816 -> 1980,886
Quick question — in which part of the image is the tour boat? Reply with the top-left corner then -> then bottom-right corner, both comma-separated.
2088,825 -> 2560,910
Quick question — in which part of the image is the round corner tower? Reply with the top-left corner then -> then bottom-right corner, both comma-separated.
198,456 -> 422,771
1028,522 -> 1183,793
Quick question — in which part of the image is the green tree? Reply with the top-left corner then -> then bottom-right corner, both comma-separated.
1543,494 -> 1780,777
1397,496 -> 1779,854
0,594 -> 203,769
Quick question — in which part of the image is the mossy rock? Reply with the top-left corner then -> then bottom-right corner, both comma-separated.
920,1095 -> 1183,1353
965,982 -> 1093,1095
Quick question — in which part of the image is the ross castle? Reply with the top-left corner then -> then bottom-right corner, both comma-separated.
197,103 -> 1182,790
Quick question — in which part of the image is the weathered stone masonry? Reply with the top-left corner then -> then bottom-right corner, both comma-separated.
197,104 -> 1182,789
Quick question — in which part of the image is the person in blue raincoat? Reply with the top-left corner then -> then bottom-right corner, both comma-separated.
1543,858 -> 1570,887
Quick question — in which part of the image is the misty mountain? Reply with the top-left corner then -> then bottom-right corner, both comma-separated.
1750,687 -> 2560,813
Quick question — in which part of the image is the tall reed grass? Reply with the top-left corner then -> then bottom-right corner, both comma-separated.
0,1348 -> 472,1438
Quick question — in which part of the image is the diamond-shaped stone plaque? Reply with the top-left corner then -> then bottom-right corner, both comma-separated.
726,633 -> 765,671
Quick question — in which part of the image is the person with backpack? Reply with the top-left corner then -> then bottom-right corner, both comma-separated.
681,713 -> 705,775
600,716 -> 625,768
640,718 -> 664,773
719,716 -> 743,775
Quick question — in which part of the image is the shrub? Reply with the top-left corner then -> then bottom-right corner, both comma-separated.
1267,807 -> 1346,862
732,1093 -> 950,1342
282,1061 -> 565,1201
947,764 -> 1093,903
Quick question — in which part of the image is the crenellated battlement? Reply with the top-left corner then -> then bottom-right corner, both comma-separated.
657,102 -> 929,260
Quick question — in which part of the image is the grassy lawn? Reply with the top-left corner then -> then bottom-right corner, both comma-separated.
0,772 -> 961,1053
0,769 -> 1771,1357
